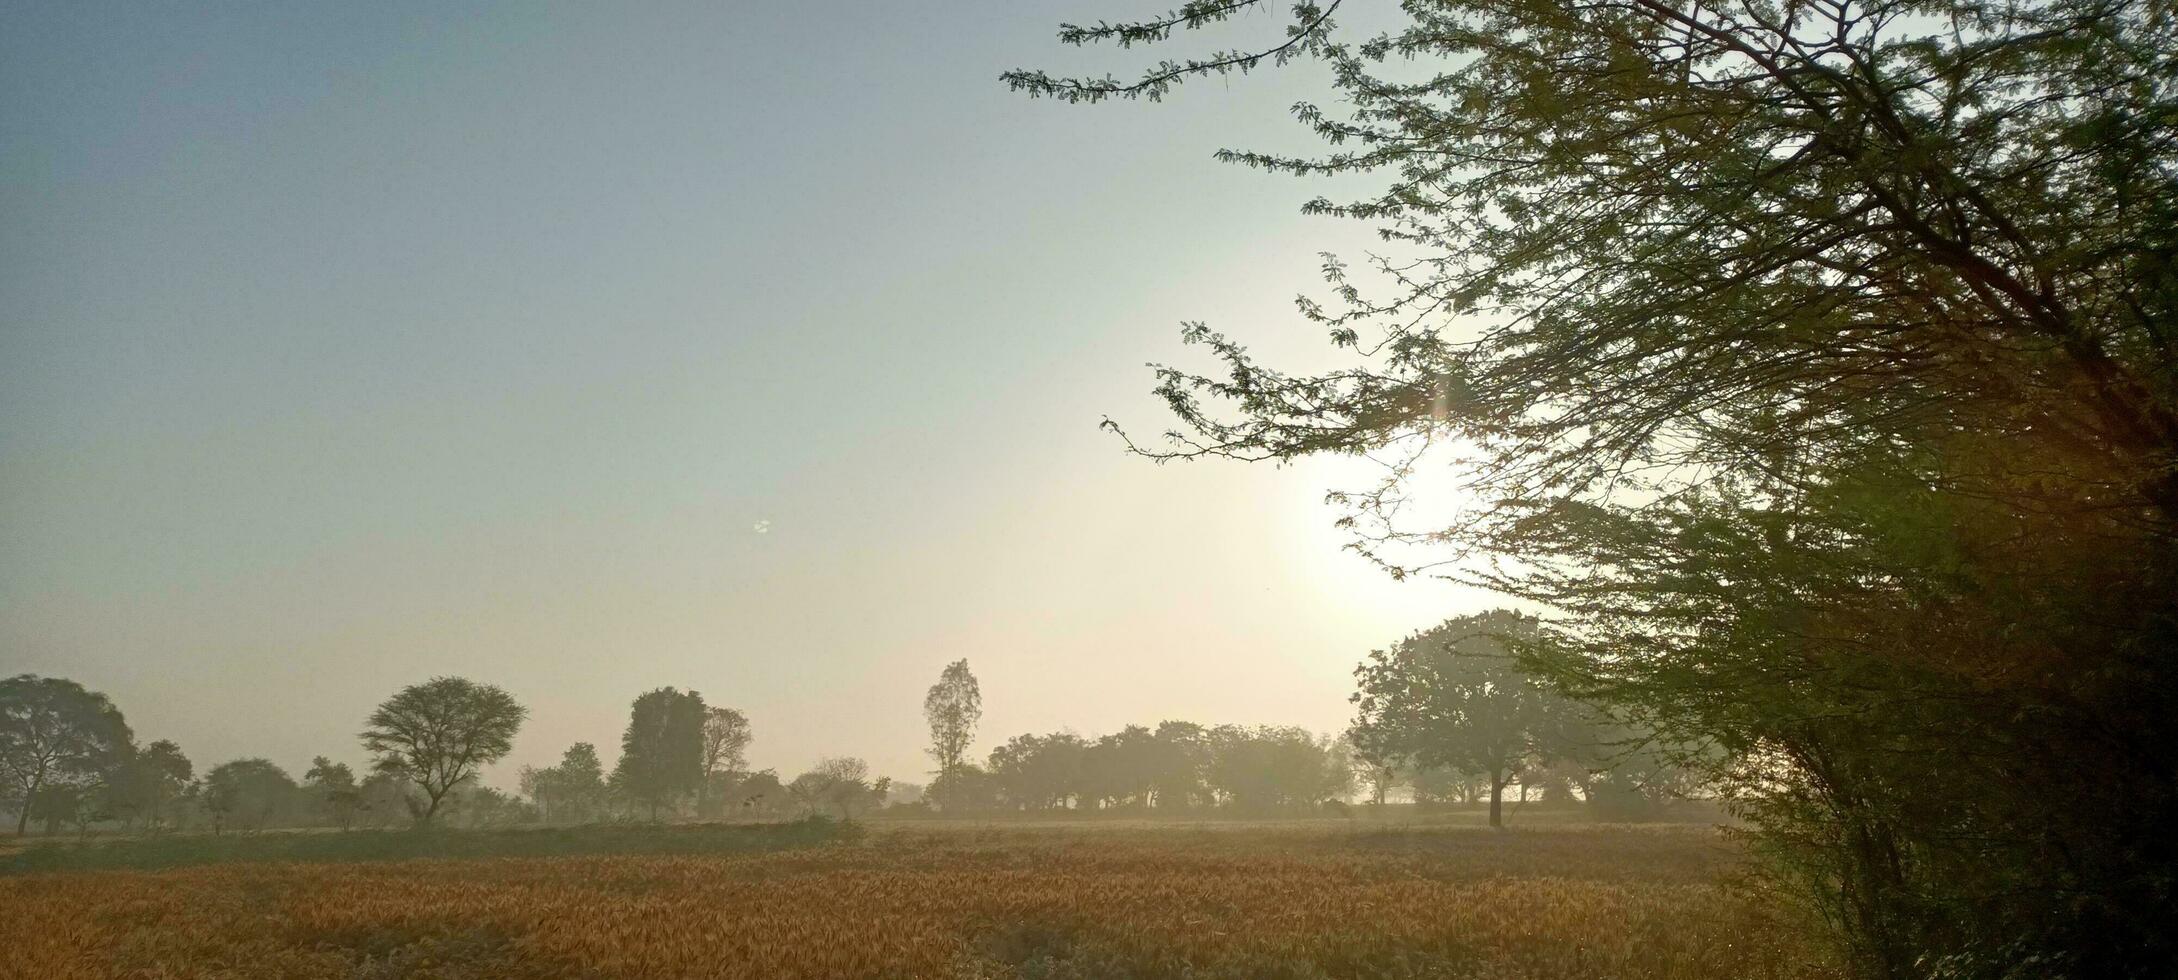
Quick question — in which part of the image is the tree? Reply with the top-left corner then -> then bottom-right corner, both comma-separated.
354,770 -> 411,829
698,706 -> 752,818
1079,725 -> 1160,809
987,732 -> 1086,810
1350,613 -> 1567,828
202,758 -> 298,833
925,763 -> 1000,813
116,739 -> 193,830
303,756 -> 360,829
923,660 -> 982,778
445,777 -> 534,829
1202,725 -> 1351,813
521,742 -> 609,824
787,757 -> 886,820
1011,4 -> 2178,972
359,676 -> 525,826
611,688 -> 707,820
720,769 -> 789,817
0,675 -> 133,836
1146,721 -> 1209,810
555,742 -> 608,822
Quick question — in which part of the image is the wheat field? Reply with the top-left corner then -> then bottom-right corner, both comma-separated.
0,822 -> 1838,979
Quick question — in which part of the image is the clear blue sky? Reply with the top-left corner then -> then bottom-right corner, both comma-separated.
1,1 -> 1493,786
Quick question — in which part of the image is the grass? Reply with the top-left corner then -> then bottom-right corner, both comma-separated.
0,817 -> 851,874
0,821 -> 1839,979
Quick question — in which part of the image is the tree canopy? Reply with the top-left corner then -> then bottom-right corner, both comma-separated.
1010,2 -> 2178,975
923,659 -> 982,778
1350,611 -> 1570,827
360,676 -> 525,825
611,687 -> 708,820
0,674 -> 133,836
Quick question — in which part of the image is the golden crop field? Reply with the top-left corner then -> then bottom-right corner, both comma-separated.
1,822 -> 1839,980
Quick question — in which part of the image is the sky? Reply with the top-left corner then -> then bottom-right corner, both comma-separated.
0,1 -> 1501,788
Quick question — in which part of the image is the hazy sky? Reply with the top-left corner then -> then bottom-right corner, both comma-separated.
1,1 -> 1497,787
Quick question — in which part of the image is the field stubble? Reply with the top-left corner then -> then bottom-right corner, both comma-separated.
0,821 -> 1838,979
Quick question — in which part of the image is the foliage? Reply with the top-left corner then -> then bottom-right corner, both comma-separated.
1350,611 -> 1574,827
522,742 -> 609,825
99,738 -> 194,830
611,688 -> 708,820
924,659 -> 983,777
981,721 -> 1355,815
361,677 -> 526,825
354,770 -> 413,829
303,756 -> 359,830
202,759 -> 301,833
1202,725 -> 1354,812
0,674 -> 133,836
788,757 -> 888,820
927,763 -> 1002,813
1010,1 -> 2178,974
716,768 -> 792,818
989,732 -> 1089,809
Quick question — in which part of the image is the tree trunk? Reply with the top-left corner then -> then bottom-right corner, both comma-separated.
14,770 -> 41,836
1487,769 -> 1505,829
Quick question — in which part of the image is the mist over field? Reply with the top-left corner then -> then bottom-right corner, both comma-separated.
5,2 -> 2174,979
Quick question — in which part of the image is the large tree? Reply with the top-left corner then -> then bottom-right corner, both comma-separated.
359,676 -> 525,825
611,687 -> 707,820
117,739 -> 193,830
923,659 -> 982,778
1203,725 -> 1354,813
987,732 -> 1087,810
1010,3 -> 2178,974
202,758 -> 299,833
1349,612 -> 1567,827
0,675 -> 132,836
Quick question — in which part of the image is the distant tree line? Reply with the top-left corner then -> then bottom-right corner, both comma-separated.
913,641 -> 1700,821
5,639 -> 1700,834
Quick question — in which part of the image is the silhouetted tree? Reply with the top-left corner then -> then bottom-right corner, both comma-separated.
202,758 -> 298,833
360,676 -> 525,826
926,763 -> 1000,814
521,741 -> 609,824
1351,613 -> 1567,827
1203,725 -> 1352,812
354,770 -> 411,829
698,706 -> 752,818
1079,725 -> 1160,809
923,660 -> 981,779
1146,721 -> 1209,809
115,739 -> 193,830
303,756 -> 360,829
720,768 -> 788,817
988,732 -> 1086,810
611,688 -> 707,820
787,757 -> 887,820
0,675 -> 133,836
